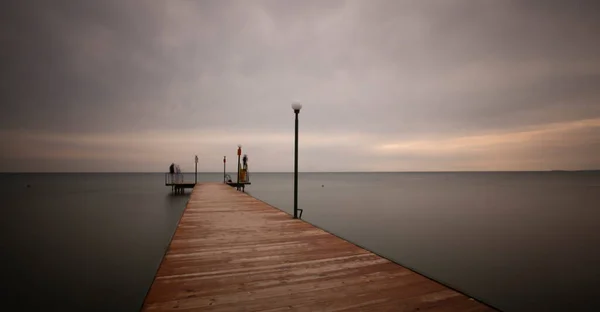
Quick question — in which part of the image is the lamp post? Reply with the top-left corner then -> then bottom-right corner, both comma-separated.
292,101 -> 302,219
195,155 -> 198,184
237,145 -> 242,191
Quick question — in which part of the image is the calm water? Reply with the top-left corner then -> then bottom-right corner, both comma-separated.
2,172 -> 600,311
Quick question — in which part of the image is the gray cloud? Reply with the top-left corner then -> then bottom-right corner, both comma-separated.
1,0 -> 599,171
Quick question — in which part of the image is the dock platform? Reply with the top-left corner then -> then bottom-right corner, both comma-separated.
142,183 -> 496,311
167,183 -> 196,194
225,181 -> 251,191
165,173 -> 196,194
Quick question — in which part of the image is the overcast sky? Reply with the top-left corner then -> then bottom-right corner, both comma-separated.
1,0 -> 599,172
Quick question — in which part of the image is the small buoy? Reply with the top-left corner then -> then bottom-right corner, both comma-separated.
321,184 -> 324,187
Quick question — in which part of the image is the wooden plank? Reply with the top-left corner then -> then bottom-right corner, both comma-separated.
142,183 -> 497,311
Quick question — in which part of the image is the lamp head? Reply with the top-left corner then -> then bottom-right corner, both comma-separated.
291,101 -> 302,112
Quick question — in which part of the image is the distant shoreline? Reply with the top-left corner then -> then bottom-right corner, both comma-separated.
2,170 -> 599,174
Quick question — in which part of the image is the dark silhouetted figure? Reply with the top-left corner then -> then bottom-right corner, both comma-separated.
169,163 -> 175,183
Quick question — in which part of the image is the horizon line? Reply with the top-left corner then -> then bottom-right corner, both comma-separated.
1,170 -> 599,174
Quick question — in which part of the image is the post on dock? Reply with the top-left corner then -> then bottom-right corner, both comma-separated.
223,156 -> 226,183
237,145 -> 242,191
292,101 -> 302,219
195,155 -> 198,184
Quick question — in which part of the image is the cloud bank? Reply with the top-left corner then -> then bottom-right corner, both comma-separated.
1,0 -> 599,171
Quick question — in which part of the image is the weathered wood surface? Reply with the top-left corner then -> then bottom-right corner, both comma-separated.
142,183 -> 496,311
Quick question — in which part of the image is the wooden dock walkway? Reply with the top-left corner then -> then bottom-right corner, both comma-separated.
142,183 -> 497,311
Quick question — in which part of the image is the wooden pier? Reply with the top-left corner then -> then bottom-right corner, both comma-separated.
142,183 -> 497,311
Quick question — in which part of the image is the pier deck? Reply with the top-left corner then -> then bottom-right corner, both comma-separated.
142,183 -> 496,311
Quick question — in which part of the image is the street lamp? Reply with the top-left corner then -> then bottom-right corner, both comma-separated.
223,156 -> 226,183
292,101 -> 302,219
195,155 -> 198,184
237,145 -> 242,191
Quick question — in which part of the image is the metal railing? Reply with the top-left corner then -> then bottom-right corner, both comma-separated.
165,172 -> 184,185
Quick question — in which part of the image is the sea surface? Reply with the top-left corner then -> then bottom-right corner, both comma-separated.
1,172 -> 599,311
